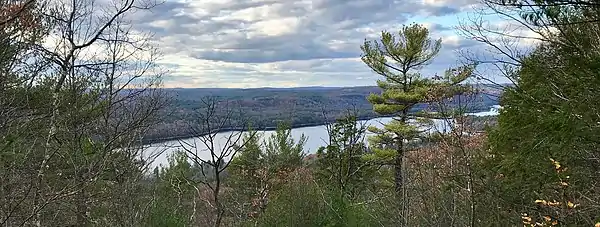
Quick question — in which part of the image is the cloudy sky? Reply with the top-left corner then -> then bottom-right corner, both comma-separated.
128,0 -> 528,88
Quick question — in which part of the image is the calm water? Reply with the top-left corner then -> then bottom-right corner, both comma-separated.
143,106 -> 500,170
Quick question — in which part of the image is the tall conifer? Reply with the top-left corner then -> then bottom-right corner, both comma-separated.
360,23 -> 474,200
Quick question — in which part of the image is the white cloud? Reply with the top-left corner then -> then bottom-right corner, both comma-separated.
248,17 -> 301,37
422,0 -> 448,7
149,20 -> 175,28
122,0 -> 523,88
442,35 -> 463,47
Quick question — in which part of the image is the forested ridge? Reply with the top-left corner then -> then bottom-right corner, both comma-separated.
144,85 -> 502,143
1,0 -> 600,226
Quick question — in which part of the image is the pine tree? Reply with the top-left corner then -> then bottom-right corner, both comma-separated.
360,23 -> 474,224
315,115 -> 375,202
227,122 -> 307,222
263,122 -> 307,173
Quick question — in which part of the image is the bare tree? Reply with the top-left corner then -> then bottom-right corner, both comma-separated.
179,96 -> 257,227
399,83 -> 492,226
455,0 -> 593,88
1,0 -> 167,225
433,85 -> 482,227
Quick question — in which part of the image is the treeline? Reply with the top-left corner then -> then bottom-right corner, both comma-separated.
1,0 -> 600,226
144,87 -> 500,143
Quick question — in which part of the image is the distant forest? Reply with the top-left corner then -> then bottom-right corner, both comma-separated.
144,85 -> 503,143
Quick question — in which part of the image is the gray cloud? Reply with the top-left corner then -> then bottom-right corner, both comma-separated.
135,0 -> 478,63
124,0 -> 500,87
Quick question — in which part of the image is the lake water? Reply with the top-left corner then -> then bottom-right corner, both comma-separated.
143,106 -> 500,170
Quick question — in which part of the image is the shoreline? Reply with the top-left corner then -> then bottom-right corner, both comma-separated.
142,115 -> 387,145
142,110 -> 498,145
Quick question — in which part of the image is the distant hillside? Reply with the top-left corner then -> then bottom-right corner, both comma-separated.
144,85 -> 504,143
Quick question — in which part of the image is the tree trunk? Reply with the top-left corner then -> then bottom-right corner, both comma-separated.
394,148 -> 403,195
395,140 -> 407,227
214,167 -> 223,227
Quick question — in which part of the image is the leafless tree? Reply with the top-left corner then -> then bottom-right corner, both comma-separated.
1,0 -> 167,225
178,96 -> 257,227
453,0 -> 583,117
401,84 -> 491,226
455,0 -> 599,88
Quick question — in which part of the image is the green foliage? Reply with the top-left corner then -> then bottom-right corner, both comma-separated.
226,122 -> 307,222
479,5 -> 600,225
360,23 -> 474,196
361,23 -> 474,149
263,122 -> 307,171
229,129 -> 264,194
8,0 -> 600,225
253,170 -> 328,227
230,122 -> 307,178
315,115 -> 377,201
146,151 -> 194,227
252,168 -> 376,227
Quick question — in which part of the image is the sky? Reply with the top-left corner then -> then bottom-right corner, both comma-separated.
125,0 -> 536,88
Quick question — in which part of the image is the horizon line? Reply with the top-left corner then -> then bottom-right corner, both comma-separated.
158,83 -> 512,89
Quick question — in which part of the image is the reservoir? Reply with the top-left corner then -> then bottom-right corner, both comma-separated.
144,106 -> 500,170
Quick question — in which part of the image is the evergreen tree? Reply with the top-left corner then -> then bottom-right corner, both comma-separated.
263,122 -> 307,173
360,23 -> 474,225
228,129 -> 267,219
360,23 -> 474,194
315,115 -> 375,202
481,6 -> 600,224
147,151 -> 194,227
227,122 -> 307,222
229,129 -> 263,197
